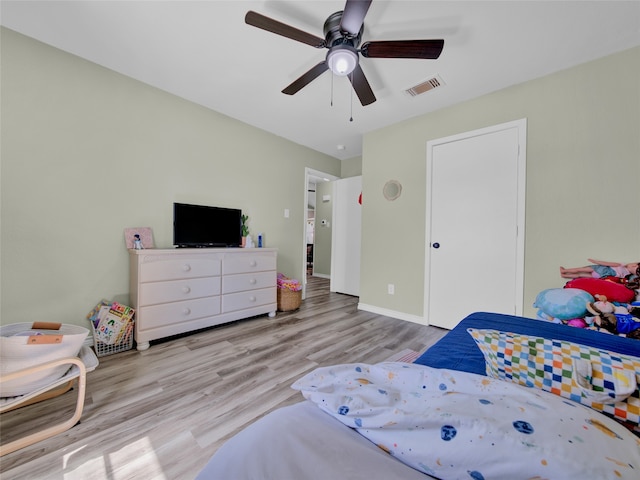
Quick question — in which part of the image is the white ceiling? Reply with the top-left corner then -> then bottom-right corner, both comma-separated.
2,1 -> 639,160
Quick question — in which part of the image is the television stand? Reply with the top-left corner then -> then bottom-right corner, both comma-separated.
129,248 -> 277,350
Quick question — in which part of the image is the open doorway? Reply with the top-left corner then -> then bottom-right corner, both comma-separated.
302,168 -> 338,299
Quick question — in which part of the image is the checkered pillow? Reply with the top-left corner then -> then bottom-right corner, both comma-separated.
468,328 -> 640,429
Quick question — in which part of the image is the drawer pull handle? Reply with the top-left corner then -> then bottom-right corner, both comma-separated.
249,278 -> 257,285
183,308 -> 191,316
182,286 -> 191,294
249,296 -> 256,302
183,264 -> 191,272
249,260 -> 257,267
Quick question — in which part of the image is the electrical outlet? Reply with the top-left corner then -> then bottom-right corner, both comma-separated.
387,284 -> 395,295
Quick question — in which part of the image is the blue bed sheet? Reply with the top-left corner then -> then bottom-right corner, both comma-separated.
415,311 -> 640,376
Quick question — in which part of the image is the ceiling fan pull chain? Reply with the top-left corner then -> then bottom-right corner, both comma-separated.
330,72 -> 334,106
349,72 -> 354,122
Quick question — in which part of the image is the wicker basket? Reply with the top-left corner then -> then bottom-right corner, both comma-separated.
277,288 -> 302,312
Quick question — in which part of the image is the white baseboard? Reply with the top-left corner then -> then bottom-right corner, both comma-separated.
311,273 -> 330,279
357,303 -> 426,325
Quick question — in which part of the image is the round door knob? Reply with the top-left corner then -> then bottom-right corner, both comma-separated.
433,242 -> 440,249
249,278 -> 257,285
182,286 -> 191,294
249,260 -> 257,267
182,264 -> 191,272
249,296 -> 256,302
182,308 -> 191,316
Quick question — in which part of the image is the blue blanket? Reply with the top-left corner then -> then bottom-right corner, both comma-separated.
414,311 -> 640,375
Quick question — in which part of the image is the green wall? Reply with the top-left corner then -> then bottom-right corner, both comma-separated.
360,46 -> 640,321
341,155 -> 362,178
0,28 -> 340,327
2,26 -> 638,331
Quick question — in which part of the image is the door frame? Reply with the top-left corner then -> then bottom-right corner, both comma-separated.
423,118 -> 527,324
302,168 -> 339,299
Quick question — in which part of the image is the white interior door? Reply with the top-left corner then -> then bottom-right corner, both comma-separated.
425,120 -> 526,329
330,176 -> 362,296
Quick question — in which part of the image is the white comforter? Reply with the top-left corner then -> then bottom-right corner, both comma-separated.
198,362 -> 640,480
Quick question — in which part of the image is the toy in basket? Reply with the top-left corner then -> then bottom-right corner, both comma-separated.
277,273 -> 302,312
86,300 -> 135,357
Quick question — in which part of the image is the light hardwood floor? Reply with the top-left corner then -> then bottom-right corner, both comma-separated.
1,277 -> 447,479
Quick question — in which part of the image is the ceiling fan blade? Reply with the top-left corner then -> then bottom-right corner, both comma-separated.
282,61 -> 330,95
245,11 -> 326,48
339,0 -> 372,36
361,39 -> 444,59
349,64 -> 376,106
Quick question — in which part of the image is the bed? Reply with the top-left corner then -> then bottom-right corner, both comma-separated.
197,312 -> 640,480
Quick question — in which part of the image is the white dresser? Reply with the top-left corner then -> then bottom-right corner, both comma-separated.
129,248 -> 277,350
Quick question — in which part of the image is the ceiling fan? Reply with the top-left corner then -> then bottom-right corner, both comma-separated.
245,0 -> 444,106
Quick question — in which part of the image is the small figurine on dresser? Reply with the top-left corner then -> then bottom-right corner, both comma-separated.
133,234 -> 144,250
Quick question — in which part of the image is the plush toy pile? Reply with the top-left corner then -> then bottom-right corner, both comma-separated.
534,275 -> 640,339
277,273 -> 302,292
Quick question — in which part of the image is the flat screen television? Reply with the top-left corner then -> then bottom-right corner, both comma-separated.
173,202 -> 242,248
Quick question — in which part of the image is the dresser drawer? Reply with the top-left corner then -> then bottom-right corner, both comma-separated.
222,287 -> 276,313
137,297 -> 221,330
222,271 -> 276,294
139,256 -> 221,282
139,277 -> 220,306
223,253 -> 276,275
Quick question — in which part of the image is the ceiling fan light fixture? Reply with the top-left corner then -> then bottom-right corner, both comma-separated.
327,45 -> 358,76
246,3 -> 444,106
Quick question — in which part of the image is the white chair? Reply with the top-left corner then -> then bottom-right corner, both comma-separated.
0,345 -> 98,456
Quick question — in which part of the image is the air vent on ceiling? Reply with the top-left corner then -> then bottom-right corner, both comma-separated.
404,75 -> 445,97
